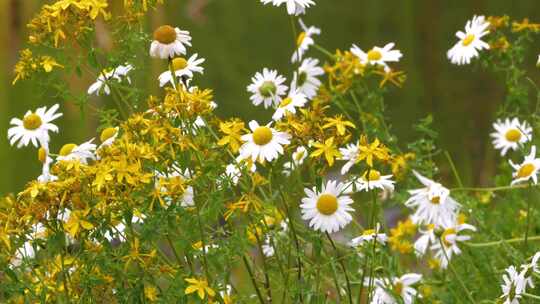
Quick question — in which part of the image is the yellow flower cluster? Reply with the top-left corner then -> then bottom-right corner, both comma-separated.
12,49 -> 63,84
388,218 -> 417,254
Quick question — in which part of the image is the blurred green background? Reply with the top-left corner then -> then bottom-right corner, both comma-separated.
1,0 -> 540,195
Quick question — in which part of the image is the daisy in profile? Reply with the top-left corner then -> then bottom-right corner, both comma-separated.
521,251 -> 540,289
351,43 -> 402,71
247,68 -> 288,108
405,171 -> 460,227
37,147 -> 57,183
239,120 -> 291,163
292,19 -> 320,63
500,266 -> 526,304
431,221 -> 476,269
87,64 -> 133,96
158,54 -> 205,87
349,223 -> 387,247
56,139 -> 97,164
339,142 -> 359,174
8,104 -> 62,148
292,58 -> 324,99
367,273 -> 422,304
351,169 -> 395,192
272,90 -> 308,121
98,127 -> 119,149
264,0 -> 315,16
150,25 -> 192,59
510,146 -> 540,185
300,180 -> 354,233
447,15 -> 490,65
283,146 -> 308,175
491,118 -> 531,156
414,224 -> 436,257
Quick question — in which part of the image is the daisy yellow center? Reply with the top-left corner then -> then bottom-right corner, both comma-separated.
430,196 -> 441,205
316,194 -> 338,215
517,163 -> 535,178
280,97 -> 293,108
172,57 -> 188,71
259,81 -> 277,98
38,147 -> 47,163
23,113 -> 42,130
462,34 -> 475,46
441,228 -> 456,247
427,223 -> 435,230
153,25 -> 177,44
367,170 -> 381,181
367,49 -> 382,61
504,129 -> 522,142
393,282 -> 403,295
252,127 -> 273,146
296,32 -> 307,47
363,229 -> 375,236
59,143 -> 77,156
100,127 -> 117,143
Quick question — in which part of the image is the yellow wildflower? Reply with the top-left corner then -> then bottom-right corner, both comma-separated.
357,136 -> 391,167
144,285 -> 159,302
65,209 -> 94,237
185,277 -> 216,300
311,137 -> 341,166
40,56 -> 63,72
512,18 -> 540,32
322,115 -> 356,136
218,119 -> 245,153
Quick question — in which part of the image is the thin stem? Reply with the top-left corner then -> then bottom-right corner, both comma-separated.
438,239 -> 475,303
242,255 -> 266,304
313,43 -> 335,59
525,181 -> 535,250
444,150 -> 463,188
451,183 -> 539,192
524,292 -> 540,300
466,235 -> 540,248
326,232 -> 353,304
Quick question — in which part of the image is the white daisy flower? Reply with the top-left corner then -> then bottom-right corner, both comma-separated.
447,15 -> 490,65
292,19 -> 320,63
414,224 -> 436,257
272,89 -> 308,121
247,68 -> 288,108
500,266 -> 526,304
155,166 -> 195,208
262,236 -> 275,257
490,118 -> 532,156
8,104 -> 62,148
98,127 -> 119,149
351,43 -> 402,71
431,221 -> 476,269
405,171 -> 460,227
366,273 -> 422,304
349,223 -> 387,247
339,142 -> 360,175
283,146 -> 308,175
266,0 -> 315,16
56,139 -> 97,164
37,147 -> 57,183
349,169 -> 395,193
87,64 -> 133,96
300,180 -> 354,233
521,251 -> 540,289
158,54 -> 205,87
510,146 -> 540,185
239,120 -> 291,163
149,25 -> 192,59
223,158 -> 256,185
292,58 -> 324,99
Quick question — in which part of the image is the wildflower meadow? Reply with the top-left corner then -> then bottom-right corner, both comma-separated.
4,1 -> 540,303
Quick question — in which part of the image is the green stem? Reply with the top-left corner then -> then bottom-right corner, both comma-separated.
523,293 -> 540,300
444,150 -> 463,188
451,183 -> 539,192
326,232 -> 353,304
242,255 -> 266,304
438,239 -> 475,303
466,235 -> 540,248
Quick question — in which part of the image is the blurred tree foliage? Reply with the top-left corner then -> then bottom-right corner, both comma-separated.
1,0 -> 540,194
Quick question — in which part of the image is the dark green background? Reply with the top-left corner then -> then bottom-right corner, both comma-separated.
2,0 -> 540,194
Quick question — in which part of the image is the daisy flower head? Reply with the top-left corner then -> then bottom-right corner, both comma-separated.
349,223 -> 388,247
521,251 -> 540,289
510,145 -> 540,185
414,224 -> 436,257
37,147 -> 57,183
283,146 -> 308,175
500,266 -> 526,304
350,169 -> 395,193
292,19 -> 320,63
300,180 -> 354,233
98,127 -> 119,149
270,0 -> 315,16
158,54 -> 205,87
350,42 -> 402,71
405,170 -> 460,227
247,68 -> 288,108
339,142 -> 359,174
8,104 -> 62,148
431,221 -> 476,269
367,273 -> 422,304
491,118 -> 532,156
56,139 -> 97,164
447,15 -> 490,65
272,89 -> 308,121
292,58 -> 324,99
239,120 -> 291,163
87,64 -> 133,96
223,157 -> 256,185
150,25 -> 192,59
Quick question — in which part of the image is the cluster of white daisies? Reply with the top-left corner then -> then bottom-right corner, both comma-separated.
500,252 -> 540,304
